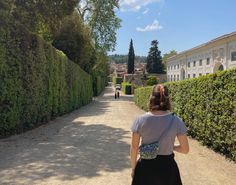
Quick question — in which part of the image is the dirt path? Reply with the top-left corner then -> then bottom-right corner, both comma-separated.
0,85 -> 236,185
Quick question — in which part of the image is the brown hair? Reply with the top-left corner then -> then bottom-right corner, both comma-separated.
148,84 -> 171,111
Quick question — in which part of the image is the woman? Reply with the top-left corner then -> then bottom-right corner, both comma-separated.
130,84 -> 189,185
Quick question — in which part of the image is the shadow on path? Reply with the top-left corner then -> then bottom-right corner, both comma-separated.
0,111 -> 130,184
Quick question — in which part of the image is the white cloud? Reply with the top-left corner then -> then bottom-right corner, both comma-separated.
136,20 -> 163,32
119,0 -> 163,12
142,8 -> 150,14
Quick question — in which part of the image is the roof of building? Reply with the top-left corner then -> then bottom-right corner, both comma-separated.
168,31 -> 236,61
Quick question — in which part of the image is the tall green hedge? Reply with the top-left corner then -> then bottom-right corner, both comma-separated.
134,86 -> 152,111
0,20 -> 93,137
134,69 -> 236,161
92,75 -> 107,96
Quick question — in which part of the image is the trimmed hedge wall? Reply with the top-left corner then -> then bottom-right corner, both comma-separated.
121,82 -> 132,95
112,76 -> 123,85
134,69 -> 236,161
0,20 -> 93,137
93,76 -> 107,96
134,86 -> 152,111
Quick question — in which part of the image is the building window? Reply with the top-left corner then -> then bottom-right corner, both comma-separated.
231,51 -> 236,61
177,64 -> 180,69
199,73 -> 202,76
188,62 -> 190,68
177,75 -> 179,81
174,75 -> 176,81
207,58 -> 210,65
174,65 -> 176,70
199,59 -> 202,66
193,61 -> 196,67
171,75 -> 173,81
193,74 -> 196,78
171,66 -> 173,70
188,74 -> 190,78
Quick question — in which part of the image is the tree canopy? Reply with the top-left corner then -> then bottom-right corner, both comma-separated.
12,0 -> 79,41
162,50 -> 177,69
146,40 -> 164,74
77,0 -> 121,53
52,12 -> 96,73
127,39 -> 135,74
1,0 -> 121,76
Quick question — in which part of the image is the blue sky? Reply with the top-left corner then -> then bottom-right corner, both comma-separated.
110,0 -> 236,56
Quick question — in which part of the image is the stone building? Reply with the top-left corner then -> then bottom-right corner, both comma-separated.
167,31 -> 236,82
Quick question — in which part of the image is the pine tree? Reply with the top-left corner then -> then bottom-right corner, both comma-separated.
146,40 -> 164,74
127,39 -> 135,74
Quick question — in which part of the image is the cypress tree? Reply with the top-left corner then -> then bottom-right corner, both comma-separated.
146,40 -> 164,74
127,39 -> 135,74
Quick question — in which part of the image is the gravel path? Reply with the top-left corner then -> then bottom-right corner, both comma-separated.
0,85 -> 236,185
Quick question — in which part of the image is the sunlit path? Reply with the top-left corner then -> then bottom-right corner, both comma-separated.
0,84 -> 236,185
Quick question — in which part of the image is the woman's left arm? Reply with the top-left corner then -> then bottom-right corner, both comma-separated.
130,132 -> 141,177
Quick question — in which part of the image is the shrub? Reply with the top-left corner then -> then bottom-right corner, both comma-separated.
134,87 -> 152,111
0,20 -> 93,137
146,76 -> 158,86
134,69 -> 236,161
121,82 -> 133,95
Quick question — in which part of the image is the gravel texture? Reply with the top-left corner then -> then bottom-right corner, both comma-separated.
0,84 -> 236,185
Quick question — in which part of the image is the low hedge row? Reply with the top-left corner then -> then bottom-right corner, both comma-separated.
134,69 -> 236,161
0,20 -> 93,137
121,82 -> 132,95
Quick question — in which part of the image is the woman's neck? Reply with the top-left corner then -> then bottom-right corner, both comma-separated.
150,110 -> 170,115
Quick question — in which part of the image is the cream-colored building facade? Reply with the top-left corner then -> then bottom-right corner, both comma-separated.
167,32 -> 236,82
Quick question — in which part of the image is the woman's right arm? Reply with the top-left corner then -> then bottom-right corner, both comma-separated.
174,135 -> 189,154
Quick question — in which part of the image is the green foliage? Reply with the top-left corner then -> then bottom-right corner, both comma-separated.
11,0 -> 79,41
134,87 -> 152,111
77,0 -> 121,52
112,77 -> 123,85
91,52 -> 109,96
109,54 -> 146,64
146,76 -> 158,86
134,69 -> 236,161
53,12 -> 96,73
162,50 -> 177,69
121,82 -> 132,95
0,21 -> 93,137
92,76 -> 107,96
128,39 -> 135,74
146,40 -> 164,74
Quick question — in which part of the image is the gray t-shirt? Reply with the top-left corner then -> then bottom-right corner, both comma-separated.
131,112 -> 187,155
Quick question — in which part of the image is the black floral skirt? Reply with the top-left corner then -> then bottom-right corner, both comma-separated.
132,153 -> 182,185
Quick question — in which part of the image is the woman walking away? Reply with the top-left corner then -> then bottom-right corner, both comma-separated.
130,84 -> 189,185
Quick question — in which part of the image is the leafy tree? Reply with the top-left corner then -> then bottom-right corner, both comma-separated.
52,12 -> 96,73
11,0 -> 79,41
162,50 -> 177,69
146,40 -> 164,74
77,0 -> 121,52
127,39 -> 135,74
